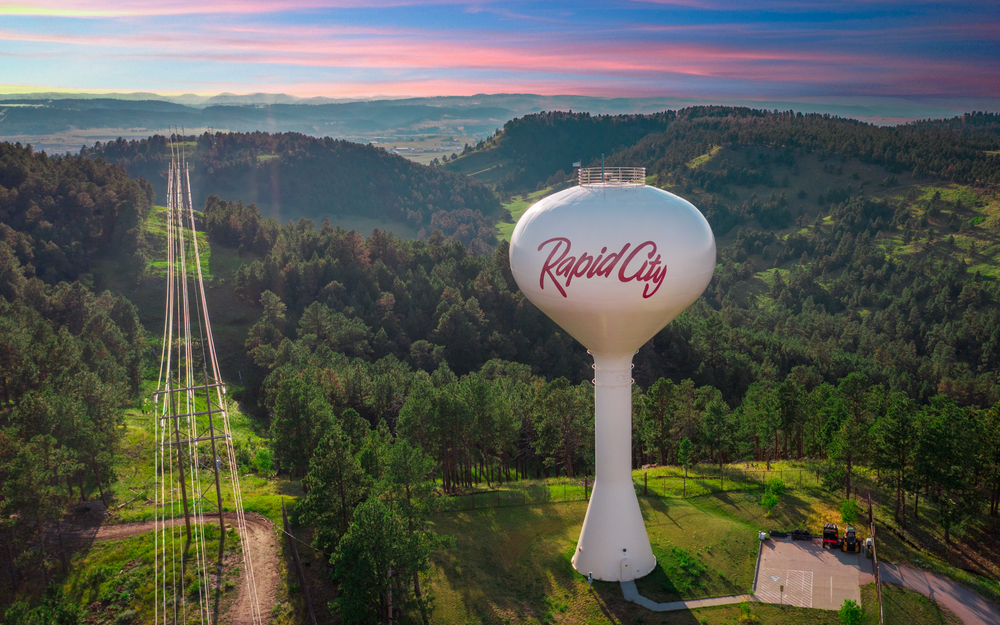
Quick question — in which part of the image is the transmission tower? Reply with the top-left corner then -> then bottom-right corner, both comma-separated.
153,135 -> 262,624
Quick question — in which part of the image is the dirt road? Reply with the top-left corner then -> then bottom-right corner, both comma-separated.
62,511 -> 278,624
225,513 -> 279,625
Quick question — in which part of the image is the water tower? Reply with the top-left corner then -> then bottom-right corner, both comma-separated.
509,166 -> 715,582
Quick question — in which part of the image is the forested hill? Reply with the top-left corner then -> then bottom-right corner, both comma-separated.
213,105 -> 1000,417
445,111 -> 675,197
91,131 -> 502,253
0,142 -> 148,599
0,141 -> 153,284
452,108 -> 1000,202
613,107 -> 1000,186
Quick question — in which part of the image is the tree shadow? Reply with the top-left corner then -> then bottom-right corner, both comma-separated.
642,496 -> 682,528
276,478 -> 305,498
279,523 -> 336,625
591,581 -> 716,624
50,500 -> 109,567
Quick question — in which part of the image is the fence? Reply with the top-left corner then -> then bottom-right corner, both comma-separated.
431,466 -> 827,514
577,166 -> 646,186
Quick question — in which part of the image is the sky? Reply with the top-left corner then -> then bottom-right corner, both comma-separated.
1,0 -> 999,102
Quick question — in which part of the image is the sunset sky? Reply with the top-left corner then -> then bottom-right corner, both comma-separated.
2,0 -> 998,101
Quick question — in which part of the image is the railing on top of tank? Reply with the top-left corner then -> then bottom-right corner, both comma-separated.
578,166 -> 646,187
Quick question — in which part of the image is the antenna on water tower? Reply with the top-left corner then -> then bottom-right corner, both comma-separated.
509,165 -> 715,582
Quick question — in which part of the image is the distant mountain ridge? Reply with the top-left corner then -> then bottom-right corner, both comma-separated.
0,91 -> 360,108
3,92 -> 997,155
3,91 -> 993,119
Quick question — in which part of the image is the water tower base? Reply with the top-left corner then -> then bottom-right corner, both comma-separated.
570,480 -> 656,582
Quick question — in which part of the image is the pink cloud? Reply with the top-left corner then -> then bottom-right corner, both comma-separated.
629,0 -> 949,9
3,9 -> 997,99
5,22 -> 995,92
0,0 -> 481,17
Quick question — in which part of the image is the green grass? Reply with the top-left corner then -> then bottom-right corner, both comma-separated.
912,183 -> 980,208
753,268 -> 789,287
425,485 -> 966,624
112,394 -> 292,526
636,497 -> 758,602
426,496 -> 842,624
861,582 -> 961,625
107,206 -> 287,529
322,213 -> 420,239
144,206 -> 215,281
687,145 -> 722,169
60,524 -> 243,624
444,149 -> 511,183
63,532 -> 157,620
496,186 -> 562,242
637,461 -> 821,499
430,461 -> 824,514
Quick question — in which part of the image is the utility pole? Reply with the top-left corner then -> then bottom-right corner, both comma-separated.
168,381 -> 193,545
205,370 -> 227,563
868,492 -> 884,625
154,136 -> 262,625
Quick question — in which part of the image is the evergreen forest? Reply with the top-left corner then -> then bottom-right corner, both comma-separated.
2,106 -> 1000,624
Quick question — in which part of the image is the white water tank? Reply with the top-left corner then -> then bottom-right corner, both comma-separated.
509,167 -> 716,581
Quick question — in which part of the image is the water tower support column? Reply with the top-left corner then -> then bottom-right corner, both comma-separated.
572,353 -> 656,582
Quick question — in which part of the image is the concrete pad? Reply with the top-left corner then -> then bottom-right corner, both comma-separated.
755,538 -> 861,611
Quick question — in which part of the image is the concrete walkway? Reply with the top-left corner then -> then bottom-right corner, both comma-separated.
620,581 -> 754,612
621,545 -> 1000,624
880,563 -> 1000,625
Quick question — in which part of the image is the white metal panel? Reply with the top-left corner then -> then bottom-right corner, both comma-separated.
511,182 -> 716,581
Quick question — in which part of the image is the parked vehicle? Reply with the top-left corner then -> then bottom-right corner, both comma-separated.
823,523 -> 839,549
842,526 -> 861,553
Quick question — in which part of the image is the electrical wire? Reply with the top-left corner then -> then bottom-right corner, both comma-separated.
154,138 -> 262,624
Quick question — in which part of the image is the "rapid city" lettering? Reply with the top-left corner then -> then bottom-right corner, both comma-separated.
537,237 -> 667,299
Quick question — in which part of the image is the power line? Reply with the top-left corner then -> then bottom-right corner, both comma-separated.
154,138 -> 262,624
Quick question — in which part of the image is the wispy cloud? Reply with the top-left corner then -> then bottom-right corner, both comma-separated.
0,0 -> 483,17
1,0 -> 997,100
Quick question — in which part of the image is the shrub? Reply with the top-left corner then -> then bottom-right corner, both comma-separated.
254,447 -> 273,476
661,547 -> 707,593
739,602 -> 761,624
838,599 -> 863,625
841,499 -> 861,524
761,491 -> 779,515
761,478 -> 785,514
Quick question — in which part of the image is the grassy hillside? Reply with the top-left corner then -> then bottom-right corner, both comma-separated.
496,184 -> 570,242
692,147 -> 1000,277
424,484 -> 959,625
93,205 -> 261,384
427,497 -> 783,624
